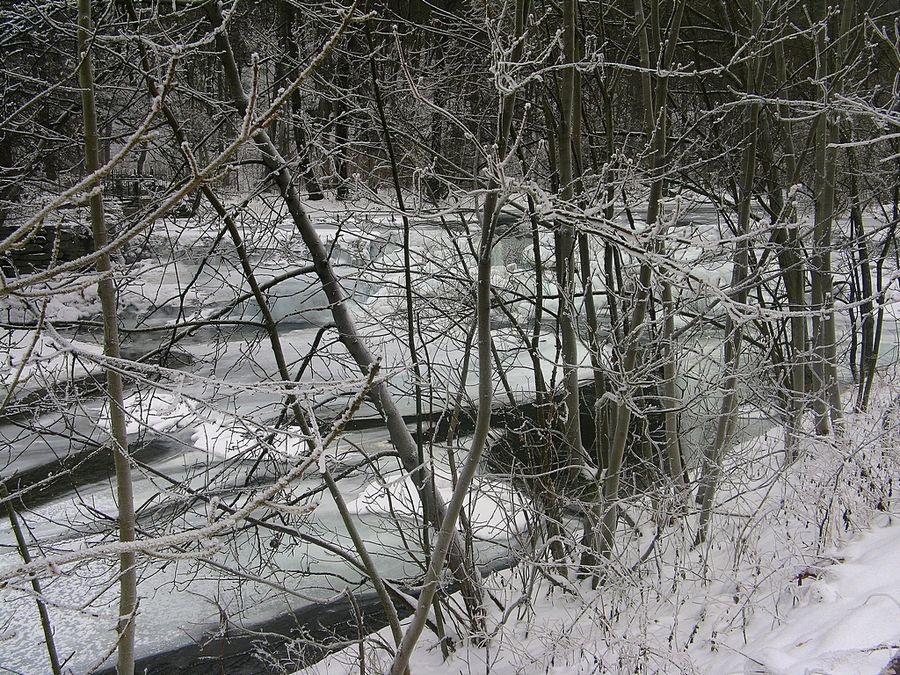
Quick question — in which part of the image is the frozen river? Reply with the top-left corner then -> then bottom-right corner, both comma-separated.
2,198 -> 896,672
0,205 -> 555,672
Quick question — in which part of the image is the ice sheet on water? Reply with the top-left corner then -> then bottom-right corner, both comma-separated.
350,467 -> 528,541
98,387 -> 197,436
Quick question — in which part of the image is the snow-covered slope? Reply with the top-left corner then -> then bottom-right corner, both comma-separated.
299,396 -> 900,675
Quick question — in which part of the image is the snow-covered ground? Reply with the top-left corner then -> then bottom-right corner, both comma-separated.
301,395 -> 900,675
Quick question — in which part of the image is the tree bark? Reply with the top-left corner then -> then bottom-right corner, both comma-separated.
388,0 -> 528,666
599,0 -> 685,562
0,482 -> 62,675
695,0 -> 762,545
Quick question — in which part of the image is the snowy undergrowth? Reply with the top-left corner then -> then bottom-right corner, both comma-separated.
300,387 -> 900,675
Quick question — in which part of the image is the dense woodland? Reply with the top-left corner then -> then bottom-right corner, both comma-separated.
1,1 -> 899,673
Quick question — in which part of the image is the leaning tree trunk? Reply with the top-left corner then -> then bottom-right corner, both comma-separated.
203,0 -> 488,631
0,482 -> 61,674
122,0 -> 405,644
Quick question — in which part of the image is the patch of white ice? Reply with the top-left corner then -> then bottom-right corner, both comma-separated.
350,468 -> 528,540
99,388 -> 197,436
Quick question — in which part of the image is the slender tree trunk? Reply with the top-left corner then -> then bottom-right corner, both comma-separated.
775,37 -> 808,458
759,101 -> 807,460
290,89 -> 325,200
77,1 -> 137,671
578,233 -> 609,469
333,62 -> 351,201
0,134 -> 22,228
543,100 -> 560,196
0,482 -> 61,675
597,68 -> 621,468
599,0 -> 685,562
660,274 -> 684,492
846,143 -> 874,411
695,1 -> 762,545
861,191 -> 899,410
280,1 -> 323,200
556,0 -> 610,574
368,34 -> 450,647
39,96 -> 57,181
557,0 -> 586,478
388,0 -> 528,667
810,4 -> 847,435
522,163 -> 567,564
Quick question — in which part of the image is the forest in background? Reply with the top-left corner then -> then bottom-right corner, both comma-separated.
1,0 -> 899,673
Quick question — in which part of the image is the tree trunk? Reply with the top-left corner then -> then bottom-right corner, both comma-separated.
77,1 -> 137,671
0,482 -> 62,675
599,0 -> 685,562
810,1 -> 851,435
388,0 -> 528,666
333,62 -> 351,201
695,0 -> 762,545
281,1 -> 324,200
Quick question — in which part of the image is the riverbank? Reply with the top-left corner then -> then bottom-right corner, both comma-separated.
300,393 -> 900,674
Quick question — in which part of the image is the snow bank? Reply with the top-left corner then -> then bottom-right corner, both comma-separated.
190,417 -> 310,460
300,392 -> 900,675
1,330 -> 102,393
99,387 -> 197,436
0,283 -> 99,324
748,516 -> 900,674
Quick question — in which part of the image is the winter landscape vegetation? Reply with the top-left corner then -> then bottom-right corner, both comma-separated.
0,0 -> 899,673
